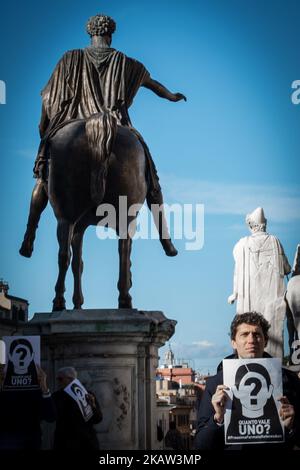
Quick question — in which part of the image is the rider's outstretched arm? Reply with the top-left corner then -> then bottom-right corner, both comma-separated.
143,77 -> 186,102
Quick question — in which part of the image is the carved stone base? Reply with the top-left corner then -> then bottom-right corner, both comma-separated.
25,309 -> 176,450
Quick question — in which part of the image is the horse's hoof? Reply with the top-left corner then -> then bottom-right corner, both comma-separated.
161,239 -> 178,257
52,300 -> 66,312
19,240 -> 33,258
73,303 -> 83,310
118,298 -> 132,309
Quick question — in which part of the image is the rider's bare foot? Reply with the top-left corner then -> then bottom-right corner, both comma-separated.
161,239 -> 178,257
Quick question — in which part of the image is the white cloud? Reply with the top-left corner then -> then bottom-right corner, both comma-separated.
192,340 -> 214,348
161,174 -> 300,223
161,340 -> 231,360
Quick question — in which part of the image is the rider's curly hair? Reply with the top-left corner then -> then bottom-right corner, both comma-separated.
86,14 -> 116,37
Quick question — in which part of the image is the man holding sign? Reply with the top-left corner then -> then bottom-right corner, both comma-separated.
52,366 -> 102,450
195,312 -> 300,450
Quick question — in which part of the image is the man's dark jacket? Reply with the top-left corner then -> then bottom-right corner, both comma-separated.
0,390 -> 56,449
52,389 -> 102,450
194,354 -> 300,450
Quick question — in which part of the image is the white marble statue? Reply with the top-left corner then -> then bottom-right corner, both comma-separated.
285,245 -> 300,358
228,207 -> 291,357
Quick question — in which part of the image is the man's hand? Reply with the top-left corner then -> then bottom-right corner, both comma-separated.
212,385 -> 230,424
278,396 -> 295,430
86,393 -> 96,408
36,364 -> 49,394
228,293 -> 237,305
170,92 -> 187,102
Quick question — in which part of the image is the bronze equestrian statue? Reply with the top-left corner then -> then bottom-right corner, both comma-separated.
20,14 -> 186,310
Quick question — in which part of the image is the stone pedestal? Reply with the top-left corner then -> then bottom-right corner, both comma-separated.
25,309 -> 176,450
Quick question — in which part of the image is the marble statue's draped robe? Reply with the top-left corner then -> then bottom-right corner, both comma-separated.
286,276 -> 300,340
41,47 -> 150,138
232,232 -> 291,357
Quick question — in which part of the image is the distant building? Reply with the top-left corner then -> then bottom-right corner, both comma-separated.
164,344 -> 175,367
0,279 -> 29,336
155,346 -> 199,449
157,365 -> 195,385
156,346 -> 196,385
155,399 -> 175,449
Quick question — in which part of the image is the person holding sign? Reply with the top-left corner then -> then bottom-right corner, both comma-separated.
0,363 -> 55,449
194,312 -> 300,450
52,366 -> 102,450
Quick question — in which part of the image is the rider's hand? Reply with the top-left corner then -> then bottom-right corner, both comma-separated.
212,385 -> 230,424
171,93 -> 187,102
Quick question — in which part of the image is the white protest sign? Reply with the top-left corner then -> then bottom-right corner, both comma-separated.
64,378 -> 93,422
3,336 -> 40,391
223,358 -> 284,445
0,339 -> 5,364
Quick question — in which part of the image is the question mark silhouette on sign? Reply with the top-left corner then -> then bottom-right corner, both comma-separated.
264,423 -> 271,434
244,377 -> 262,405
15,347 -> 27,367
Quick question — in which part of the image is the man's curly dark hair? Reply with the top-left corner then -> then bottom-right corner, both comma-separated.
86,14 -> 116,37
230,312 -> 270,341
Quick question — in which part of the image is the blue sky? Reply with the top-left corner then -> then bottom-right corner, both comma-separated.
0,0 -> 299,374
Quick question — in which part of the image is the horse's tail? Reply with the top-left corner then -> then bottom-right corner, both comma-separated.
86,112 -> 117,205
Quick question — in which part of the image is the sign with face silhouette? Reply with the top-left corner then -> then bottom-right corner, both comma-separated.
2,336 -> 40,391
64,378 -> 93,422
223,358 -> 284,444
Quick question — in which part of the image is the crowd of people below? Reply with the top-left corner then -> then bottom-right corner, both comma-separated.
0,313 -> 300,451
0,365 -> 102,450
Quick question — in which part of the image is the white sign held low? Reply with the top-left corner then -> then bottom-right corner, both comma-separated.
223,358 -> 284,445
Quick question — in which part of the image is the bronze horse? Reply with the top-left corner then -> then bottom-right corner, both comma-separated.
48,112 -> 170,311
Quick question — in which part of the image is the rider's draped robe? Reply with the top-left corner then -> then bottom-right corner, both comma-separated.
37,47 -> 160,192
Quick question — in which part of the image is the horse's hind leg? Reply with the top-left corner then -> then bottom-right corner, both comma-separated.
19,180 -> 48,257
53,219 -> 73,311
146,191 -> 178,257
71,218 -> 89,309
118,237 -> 133,308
